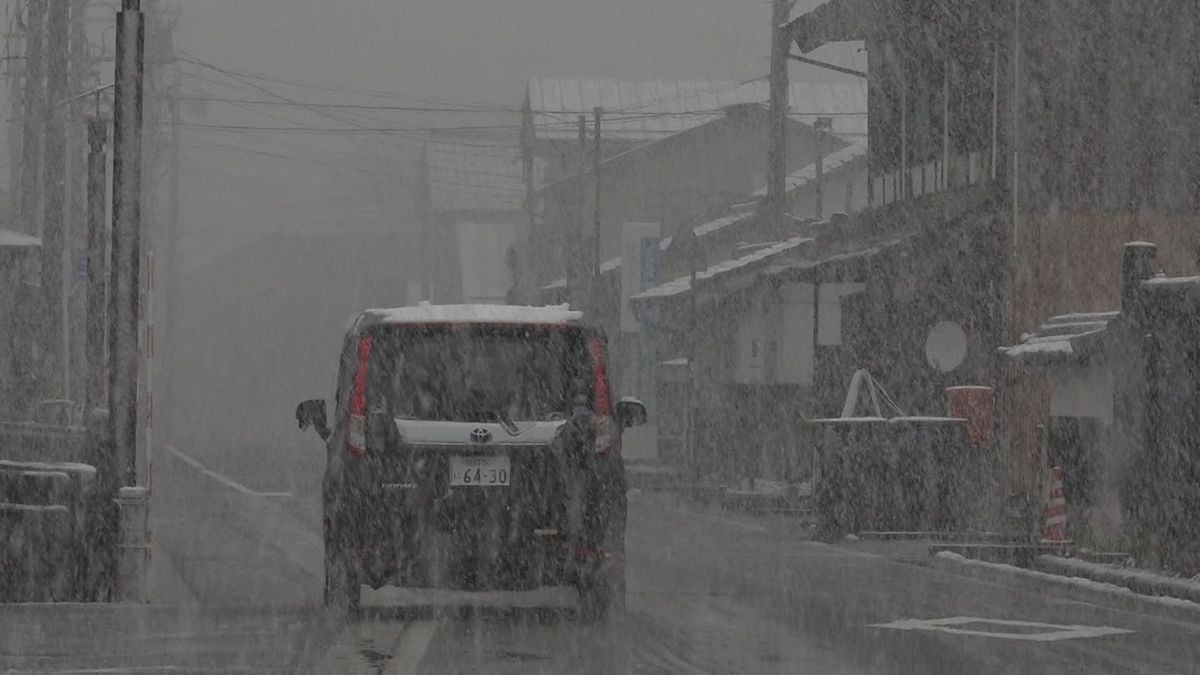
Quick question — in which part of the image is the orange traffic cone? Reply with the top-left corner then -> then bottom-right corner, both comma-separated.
1041,466 -> 1072,544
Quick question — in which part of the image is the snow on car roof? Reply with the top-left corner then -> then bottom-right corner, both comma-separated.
361,303 -> 584,326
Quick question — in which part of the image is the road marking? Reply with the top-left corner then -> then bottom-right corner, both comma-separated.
385,620 -> 440,675
309,620 -> 406,673
670,507 -> 769,533
871,616 -> 1134,642
165,445 -> 291,498
306,619 -> 440,674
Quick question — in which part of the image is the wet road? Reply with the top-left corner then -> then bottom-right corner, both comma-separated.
4,444 -> 1200,673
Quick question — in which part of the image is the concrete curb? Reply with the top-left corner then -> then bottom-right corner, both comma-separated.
1033,555 -> 1200,605
930,551 -> 1200,623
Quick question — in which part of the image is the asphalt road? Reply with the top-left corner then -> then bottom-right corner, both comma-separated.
4,443 -> 1200,674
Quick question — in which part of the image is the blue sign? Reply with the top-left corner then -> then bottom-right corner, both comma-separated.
75,257 -> 88,282
640,238 -> 662,330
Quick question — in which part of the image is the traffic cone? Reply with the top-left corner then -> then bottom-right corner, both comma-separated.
1041,466 -> 1072,544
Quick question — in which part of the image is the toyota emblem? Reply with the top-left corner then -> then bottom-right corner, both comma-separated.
470,427 -> 493,444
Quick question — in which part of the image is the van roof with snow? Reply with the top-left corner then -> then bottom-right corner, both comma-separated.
355,304 -> 584,330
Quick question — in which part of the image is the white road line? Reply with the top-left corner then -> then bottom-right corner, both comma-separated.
309,621 -> 406,673
385,620 -> 440,675
871,615 -> 1135,642
165,445 -> 289,498
668,507 -> 769,533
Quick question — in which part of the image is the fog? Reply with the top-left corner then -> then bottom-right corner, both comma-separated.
3,1 -> 1200,672
159,0 -> 865,450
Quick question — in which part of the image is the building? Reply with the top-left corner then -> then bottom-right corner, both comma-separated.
1002,242 -> 1200,566
423,140 -> 541,305
518,77 -> 868,295
781,0 -> 1200,504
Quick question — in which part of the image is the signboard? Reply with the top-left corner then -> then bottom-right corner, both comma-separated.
620,222 -> 661,332
733,295 -> 767,384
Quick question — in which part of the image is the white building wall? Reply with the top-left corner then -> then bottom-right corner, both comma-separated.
456,220 -> 519,304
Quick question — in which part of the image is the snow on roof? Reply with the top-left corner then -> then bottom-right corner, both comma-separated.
527,78 -> 867,141
0,228 -> 41,248
749,140 -> 868,199
766,236 -> 908,279
540,145 -> 865,292
631,236 -> 814,302
361,303 -> 583,326
1000,310 -> 1118,365
1142,275 -> 1200,289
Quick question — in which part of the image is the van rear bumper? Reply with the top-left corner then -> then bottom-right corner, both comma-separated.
351,526 -> 606,591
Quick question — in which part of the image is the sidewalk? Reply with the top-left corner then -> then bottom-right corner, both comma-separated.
657,486 -> 1200,620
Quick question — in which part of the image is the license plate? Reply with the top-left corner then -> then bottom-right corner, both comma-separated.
449,455 -> 511,487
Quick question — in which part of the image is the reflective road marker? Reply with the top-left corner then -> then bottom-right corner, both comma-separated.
871,616 -> 1134,642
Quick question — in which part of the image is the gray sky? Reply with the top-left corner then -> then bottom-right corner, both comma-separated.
2,0 -> 864,266
176,0 -> 855,103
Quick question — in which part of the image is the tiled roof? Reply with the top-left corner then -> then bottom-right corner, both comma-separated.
539,141 -> 867,291
748,139 -> 868,198
527,78 -> 867,141
630,236 -> 815,302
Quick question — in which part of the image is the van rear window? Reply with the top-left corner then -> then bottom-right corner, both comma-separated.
366,325 -> 590,423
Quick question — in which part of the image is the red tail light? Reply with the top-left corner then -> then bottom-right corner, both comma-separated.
589,337 -> 616,456
588,337 -> 612,416
347,335 -> 373,457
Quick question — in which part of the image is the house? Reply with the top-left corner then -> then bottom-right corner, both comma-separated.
1001,242 -> 1200,567
423,140 -> 541,305
521,77 -> 867,183
518,77 -> 868,296
781,0 -> 1199,506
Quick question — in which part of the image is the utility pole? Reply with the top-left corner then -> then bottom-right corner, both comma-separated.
84,117 -> 107,415
161,56 -> 180,438
68,0 -> 92,415
814,116 -> 833,219
43,0 -> 70,399
414,143 -> 432,302
18,0 -> 45,240
591,106 -> 602,317
666,225 -> 701,477
5,7 -> 25,206
109,0 -> 145,487
766,0 -> 790,238
570,114 -> 587,312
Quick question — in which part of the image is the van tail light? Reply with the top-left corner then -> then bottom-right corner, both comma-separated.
589,337 -> 616,456
589,337 -> 612,416
347,335 -> 374,458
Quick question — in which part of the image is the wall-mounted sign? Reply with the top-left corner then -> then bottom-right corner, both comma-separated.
925,320 -> 968,372
621,222 -> 661,332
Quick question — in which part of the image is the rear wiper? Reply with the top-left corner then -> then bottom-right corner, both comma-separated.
495,411 -> 520,437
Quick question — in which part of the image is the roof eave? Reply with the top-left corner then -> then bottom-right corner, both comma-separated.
783,0 -> 878,54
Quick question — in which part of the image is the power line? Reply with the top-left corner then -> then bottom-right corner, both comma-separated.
174,54 -> 501,110
181,137 -> 529,194
175,94 -> 526,114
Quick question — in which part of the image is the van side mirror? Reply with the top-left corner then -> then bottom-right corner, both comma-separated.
615,397 -> 648,429
295,399 -> 330,441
